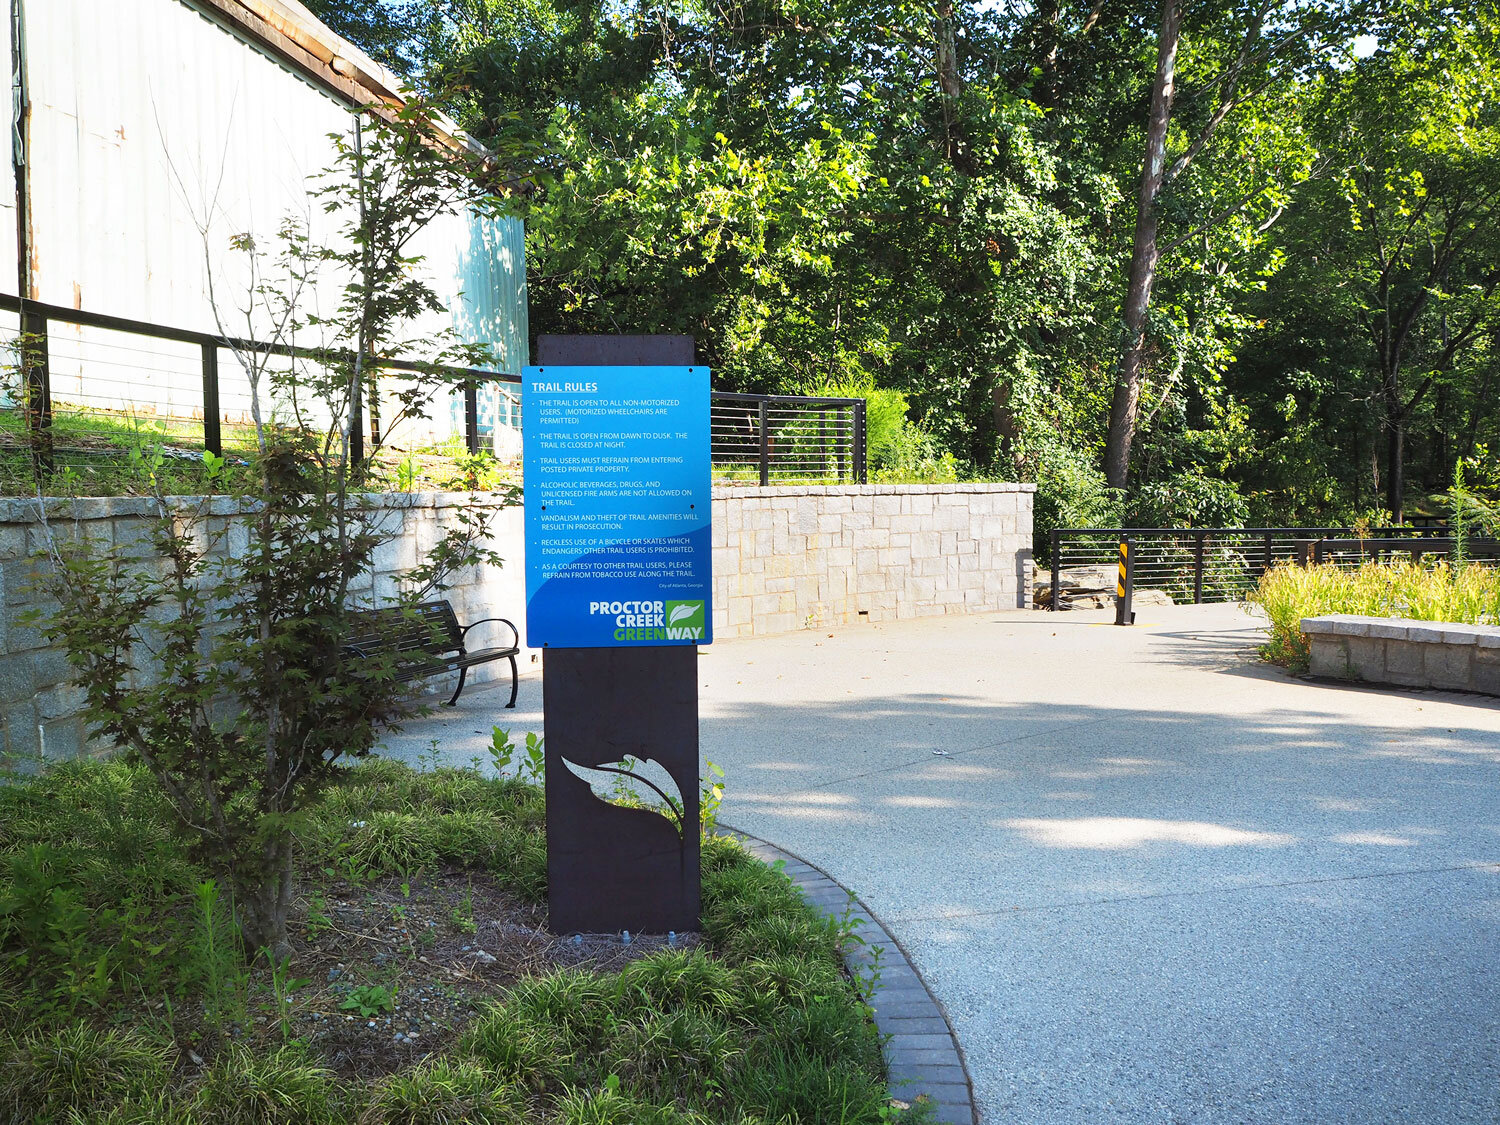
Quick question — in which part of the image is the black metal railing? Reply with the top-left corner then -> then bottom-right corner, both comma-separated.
710,391 -> 866,485
2,297 -> 869,488
1046,526 -> 1453,609
1310,537 -> 1500,564
0,294 -> 520,479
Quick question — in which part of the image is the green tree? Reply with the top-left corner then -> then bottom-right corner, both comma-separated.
1229,7 -> 1500,522
1328,20 -> 1500,520
1101,0 -> 1367,491
37,106 -> 510,960
311,0 -> 1497,529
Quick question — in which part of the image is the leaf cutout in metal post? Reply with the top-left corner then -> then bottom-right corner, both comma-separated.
560,756 -> 686,836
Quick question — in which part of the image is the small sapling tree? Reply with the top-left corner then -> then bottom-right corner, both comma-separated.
37,103 -> 516,961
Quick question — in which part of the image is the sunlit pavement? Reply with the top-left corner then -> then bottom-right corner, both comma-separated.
382,603 -> 1500,1124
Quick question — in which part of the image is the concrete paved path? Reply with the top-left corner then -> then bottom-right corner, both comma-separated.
378,604 -> 1500,1124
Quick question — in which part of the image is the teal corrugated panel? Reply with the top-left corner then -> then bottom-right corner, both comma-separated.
453,212 -> 529,374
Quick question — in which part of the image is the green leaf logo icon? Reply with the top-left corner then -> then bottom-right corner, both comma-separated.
665,601 -> 704,628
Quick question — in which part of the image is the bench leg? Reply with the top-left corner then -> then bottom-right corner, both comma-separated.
447,667 -> 468,706
506,654 -> 518,709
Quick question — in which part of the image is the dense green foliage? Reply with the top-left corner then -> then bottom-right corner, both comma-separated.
0,760 -> 545,1024
1248,559 -> 1500,668
309,0 -> 1500,529
0,759 -> 898,1123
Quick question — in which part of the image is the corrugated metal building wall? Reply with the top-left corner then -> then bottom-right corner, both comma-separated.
9,0 -> 526,451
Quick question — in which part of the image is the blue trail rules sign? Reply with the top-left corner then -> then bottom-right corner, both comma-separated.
522,365 -> 712,648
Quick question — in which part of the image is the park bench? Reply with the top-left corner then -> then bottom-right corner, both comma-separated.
344,599 -> 519,708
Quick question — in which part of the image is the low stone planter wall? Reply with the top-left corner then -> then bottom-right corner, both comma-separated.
0,494 -> 525,763
1302,614 -> 1500,695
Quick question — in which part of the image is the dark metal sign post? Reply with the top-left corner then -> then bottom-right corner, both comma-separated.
530,335 -> 706,935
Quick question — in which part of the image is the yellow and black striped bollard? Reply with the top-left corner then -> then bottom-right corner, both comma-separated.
1115,535 -> 1135,626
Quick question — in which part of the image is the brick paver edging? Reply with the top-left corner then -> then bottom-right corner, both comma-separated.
721,826 -> 978,1125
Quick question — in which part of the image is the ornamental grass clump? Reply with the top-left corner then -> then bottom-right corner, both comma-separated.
1248,559 -> 1500,669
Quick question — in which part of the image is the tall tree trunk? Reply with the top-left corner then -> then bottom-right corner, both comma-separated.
992,379 -> 1018,470
1385,417 -> 1405,524
1382,360 -> 1406,523
1032,0 -> 1062,108
934,0 -> 970,171
1104,0 -> 1183,490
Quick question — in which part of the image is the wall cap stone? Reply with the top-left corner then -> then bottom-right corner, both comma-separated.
0,491 -> 516,525
1299,614 -> 1372,637
712,482 -> 1035,499
1302,614 -> 1500,646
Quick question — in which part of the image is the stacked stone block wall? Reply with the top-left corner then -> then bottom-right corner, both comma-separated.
2,482 -> 1035,762
1303,614 -> 1500,695
0,494 -> 527,765
711,483 -> 1034,638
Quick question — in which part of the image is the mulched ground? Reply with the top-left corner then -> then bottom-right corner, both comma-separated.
174,868 -> 695,1080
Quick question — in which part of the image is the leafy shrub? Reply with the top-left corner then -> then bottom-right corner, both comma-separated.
74,1089 -> 200,1124
460,1004 -> 577,1089
340,812 -> 445,877
486,823 -> 548,900
1127,471 -> 1249,529
1032,446 -> 1123,561
725,1043 -> 889,1124
800,381 -> 909,469
615,951 -> 736,1016
701,859 -> 838,968
310,763 -> 546,892
0,767 -> 897,1123
768,995 -> 884,1069
550,1087 -> 712,1125
734,955 -> 843,1009
870,425 -> 960,484
604,1007 -> 742,1100
0,762 -> 206,1014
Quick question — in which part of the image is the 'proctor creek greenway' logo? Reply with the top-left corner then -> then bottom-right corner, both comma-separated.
590,599 -> 706,641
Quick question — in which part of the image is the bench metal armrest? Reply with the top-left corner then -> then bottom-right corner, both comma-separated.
460,616 -> 520,650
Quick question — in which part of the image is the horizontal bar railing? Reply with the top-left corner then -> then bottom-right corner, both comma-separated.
1045,526 -> 1456,609
1311,537 -> 1500,564
710,391 -> 866,485
0,294 -> 520,478
0,294 -> 518,386
2,295 -> 870,491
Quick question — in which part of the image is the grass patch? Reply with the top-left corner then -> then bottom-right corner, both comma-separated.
0,404 -> 519,497
1248,559 -> 1500,669
0,758 -> 910,1123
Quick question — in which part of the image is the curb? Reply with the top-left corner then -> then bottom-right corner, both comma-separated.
722,826 -> 978,1125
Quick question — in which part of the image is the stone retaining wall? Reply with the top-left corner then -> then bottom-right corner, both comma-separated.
712,484 -> 1034,637
0,494 -> 526,763
2,482 -> 1034,762
1303,614 -> 1500,695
